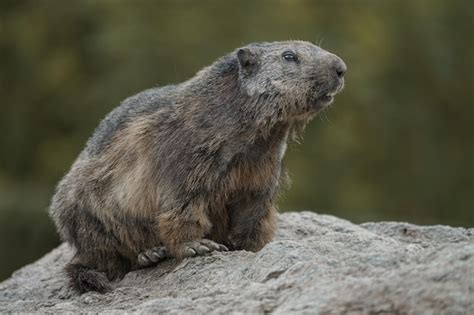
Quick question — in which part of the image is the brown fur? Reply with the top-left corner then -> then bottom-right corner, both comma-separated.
49,41 -> 346,293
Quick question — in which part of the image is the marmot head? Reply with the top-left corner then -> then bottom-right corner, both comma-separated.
235,41 -> 346,122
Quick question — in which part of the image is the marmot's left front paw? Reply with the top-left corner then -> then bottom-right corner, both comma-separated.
137,246 -> 168,267
178,239 -> 228,257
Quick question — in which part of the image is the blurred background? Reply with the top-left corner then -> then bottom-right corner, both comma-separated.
0,0 -> 472,281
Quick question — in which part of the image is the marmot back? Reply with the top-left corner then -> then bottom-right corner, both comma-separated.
49,40 -> 346,293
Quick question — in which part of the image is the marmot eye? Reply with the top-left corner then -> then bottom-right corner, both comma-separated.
282,51 -> 298,62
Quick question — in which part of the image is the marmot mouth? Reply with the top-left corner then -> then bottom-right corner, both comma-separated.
308,90 -> 337,110
319,91 -> 338,103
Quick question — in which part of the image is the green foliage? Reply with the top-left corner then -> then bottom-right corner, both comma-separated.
0,0 -> 472,280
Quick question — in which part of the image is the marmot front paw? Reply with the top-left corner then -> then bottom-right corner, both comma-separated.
137,246 -> 168,267
178,239 -> 228,257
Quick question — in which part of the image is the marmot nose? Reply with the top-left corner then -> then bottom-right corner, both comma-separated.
334,59 -> 347,78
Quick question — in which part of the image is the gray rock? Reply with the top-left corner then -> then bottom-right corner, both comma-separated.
1,211 -> 473,314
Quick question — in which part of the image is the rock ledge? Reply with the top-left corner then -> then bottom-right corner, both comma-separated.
1,212 -> 473,313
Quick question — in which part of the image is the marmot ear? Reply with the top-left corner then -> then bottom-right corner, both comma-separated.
237,48 -> 259,73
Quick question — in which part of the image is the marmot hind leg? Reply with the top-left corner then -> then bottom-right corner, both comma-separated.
65,261 -> 111,293
66,252 -> 132,293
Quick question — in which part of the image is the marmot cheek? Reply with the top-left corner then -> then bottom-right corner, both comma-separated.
245,82 -> 268,97
270,80 -> 290,92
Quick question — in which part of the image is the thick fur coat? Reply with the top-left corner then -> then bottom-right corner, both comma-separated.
49,40 -> 346,293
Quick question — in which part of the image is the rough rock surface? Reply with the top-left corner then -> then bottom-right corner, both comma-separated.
1,211 -> 473,314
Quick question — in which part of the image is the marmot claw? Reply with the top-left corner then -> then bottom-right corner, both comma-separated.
179,239 -> 228,257
137,246 -> 168,267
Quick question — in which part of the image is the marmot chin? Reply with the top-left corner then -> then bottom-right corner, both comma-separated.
49,40 -> 346,293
